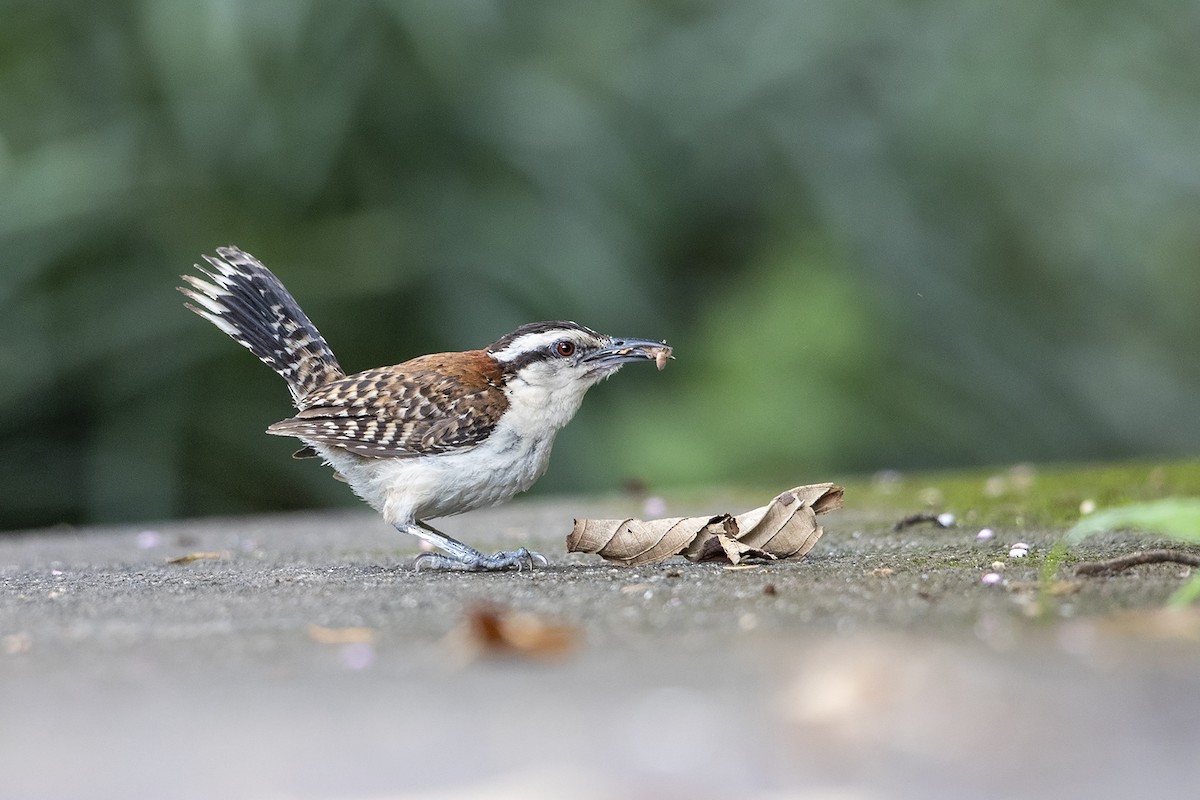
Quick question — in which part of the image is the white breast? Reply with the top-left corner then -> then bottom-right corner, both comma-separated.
315,420 -> 559,526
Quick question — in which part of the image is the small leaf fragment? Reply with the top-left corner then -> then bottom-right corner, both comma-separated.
446,604 -> 580,661
166,551 -> 224,564
307,625 -> 376,645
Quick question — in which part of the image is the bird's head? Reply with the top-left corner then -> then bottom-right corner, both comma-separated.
487,320 -> 671,429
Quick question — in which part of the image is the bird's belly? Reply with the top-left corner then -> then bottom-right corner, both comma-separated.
318,427 -> 556,524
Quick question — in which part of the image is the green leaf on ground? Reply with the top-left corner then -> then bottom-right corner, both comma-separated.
1066,498 -> 1200,545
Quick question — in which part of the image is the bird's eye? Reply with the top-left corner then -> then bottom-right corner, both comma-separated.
553,340 -> 576,357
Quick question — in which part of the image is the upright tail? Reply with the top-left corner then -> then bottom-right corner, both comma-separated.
180,246 -> 345,405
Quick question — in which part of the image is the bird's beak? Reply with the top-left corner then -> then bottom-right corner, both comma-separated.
585,338 -> 673,370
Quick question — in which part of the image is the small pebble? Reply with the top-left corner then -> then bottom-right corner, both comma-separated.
919,487 -> 944,506
983,475 -> 1006,498
136,530 -> 163,549
981,572 -> 1003,585
991,561 -> 1006,571
1008,546 -> 1029,559
338,642 -> 375,671
642,496 -> 668,517
2,632 -> 34,655
936,512 -> 956,528
872,470 -> 903,493
976,528 -> 994,542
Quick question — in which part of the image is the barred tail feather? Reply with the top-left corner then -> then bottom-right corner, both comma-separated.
180,246 -> 345,404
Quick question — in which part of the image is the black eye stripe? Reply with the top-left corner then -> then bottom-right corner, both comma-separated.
498,341 -> 597,375
501,350 -> 552,374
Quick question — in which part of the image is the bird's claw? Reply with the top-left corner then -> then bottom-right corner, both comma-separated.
413,547 -> 548,572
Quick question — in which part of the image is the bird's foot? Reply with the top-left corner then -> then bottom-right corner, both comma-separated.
413,547 -> 548,573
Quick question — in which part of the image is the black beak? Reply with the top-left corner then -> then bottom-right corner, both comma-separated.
585,337 -> 673,369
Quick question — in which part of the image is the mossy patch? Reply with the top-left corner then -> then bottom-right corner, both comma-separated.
840,459 -> 1200,529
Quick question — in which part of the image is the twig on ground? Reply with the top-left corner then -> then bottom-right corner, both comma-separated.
1075,549 -> 1200,577
893,512 -> 954,532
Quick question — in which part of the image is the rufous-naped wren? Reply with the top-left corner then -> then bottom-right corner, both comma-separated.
180,246 -> 671,571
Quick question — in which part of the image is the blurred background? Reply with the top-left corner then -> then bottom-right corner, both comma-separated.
2,0 -> 1198,531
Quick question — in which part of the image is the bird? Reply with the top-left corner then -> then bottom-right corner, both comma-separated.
179,246 -> 672,571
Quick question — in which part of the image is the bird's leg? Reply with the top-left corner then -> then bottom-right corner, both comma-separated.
402,520 -> 548,572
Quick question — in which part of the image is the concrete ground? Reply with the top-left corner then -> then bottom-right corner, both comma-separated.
3,492 -> 1199,799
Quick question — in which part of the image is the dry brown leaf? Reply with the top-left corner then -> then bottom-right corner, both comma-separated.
447,604 -> 580,661
166,551 -> 224,564
567,483 -> 843,567
306,624 -> 376,645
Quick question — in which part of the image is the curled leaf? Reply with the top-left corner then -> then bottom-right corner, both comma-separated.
567,483 -> 843,567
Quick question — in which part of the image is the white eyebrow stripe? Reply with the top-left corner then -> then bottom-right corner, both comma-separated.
490,330 -> 584,362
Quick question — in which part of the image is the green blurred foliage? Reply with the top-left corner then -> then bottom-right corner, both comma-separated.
2,0 -> 1199,529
